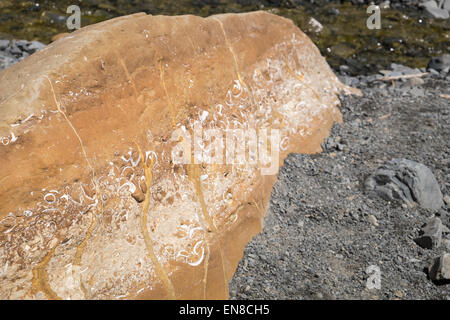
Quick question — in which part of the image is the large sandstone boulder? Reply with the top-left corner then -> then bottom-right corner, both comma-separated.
0,11 -> 358,299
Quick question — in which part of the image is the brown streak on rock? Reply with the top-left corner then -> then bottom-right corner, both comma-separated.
29,244 -> 62,300
134,141 -> 176,299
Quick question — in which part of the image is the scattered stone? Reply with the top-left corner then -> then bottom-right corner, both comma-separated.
444,195 -> 450,206
428,253 -> 450,282
368,214 -> 379,226
407,77 -> 425,86
394,290 -> 404,298
437,209 -> 450,228
322,135 -> 345,152
328,8 -> 340,15
414,217 -> 443,249
0,39 -> 10,50
442,224 -> 450,234
427,54 -> 450,74
365,159 -> 444,210
420,1 -> 450,19
308,17 -> 323,33
380,1 -> 390,9
339,65 -> 350,73
379,64 -> 425,85
443,239 -> 450,251
8,42 -> 22,55
231,67 -> 449,300
26,41 -> 45,53
0,51 -> 16,70
0,39 -> 45,70
15,40 -> 29,49
390,63 -> 422,76
428,68 -> 440,76
379,70 -> 392,77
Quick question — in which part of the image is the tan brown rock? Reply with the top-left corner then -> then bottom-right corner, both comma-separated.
51,33 -> 70,42
0,11 -> 359,299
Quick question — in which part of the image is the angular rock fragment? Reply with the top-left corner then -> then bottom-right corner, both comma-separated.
365,159 -> 444,210
0,40 -> 10,50
420,1 -> 450,19
428,253 -> 450,283
444,195 -> 450,206
0,39 -> 45,70
0,51 -> 17,70
414,217 -> 442,249
443,239 -> 450,251
0,12 -> 358,300
427,54 -> 450,74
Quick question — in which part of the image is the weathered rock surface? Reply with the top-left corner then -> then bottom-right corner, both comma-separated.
414,217 -> 443,249
427,54 -> 450,74
420,0 -> 450,19
365,159 -> 444,210
428,253 -> 450,282
0,11 -> 357,299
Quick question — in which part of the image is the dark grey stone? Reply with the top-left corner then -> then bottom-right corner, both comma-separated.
365,159 -> 444,210
0,39 -> 46,70
414,217 -> 443,249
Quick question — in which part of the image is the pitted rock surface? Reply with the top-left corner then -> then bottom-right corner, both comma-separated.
0,11 -> 357,299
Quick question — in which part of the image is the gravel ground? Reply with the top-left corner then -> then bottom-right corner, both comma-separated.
229,70 -> 450,300
0,39 -> 44,70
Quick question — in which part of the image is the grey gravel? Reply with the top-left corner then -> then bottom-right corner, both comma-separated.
230,69 -> 449,300
0,39 -> 45,70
